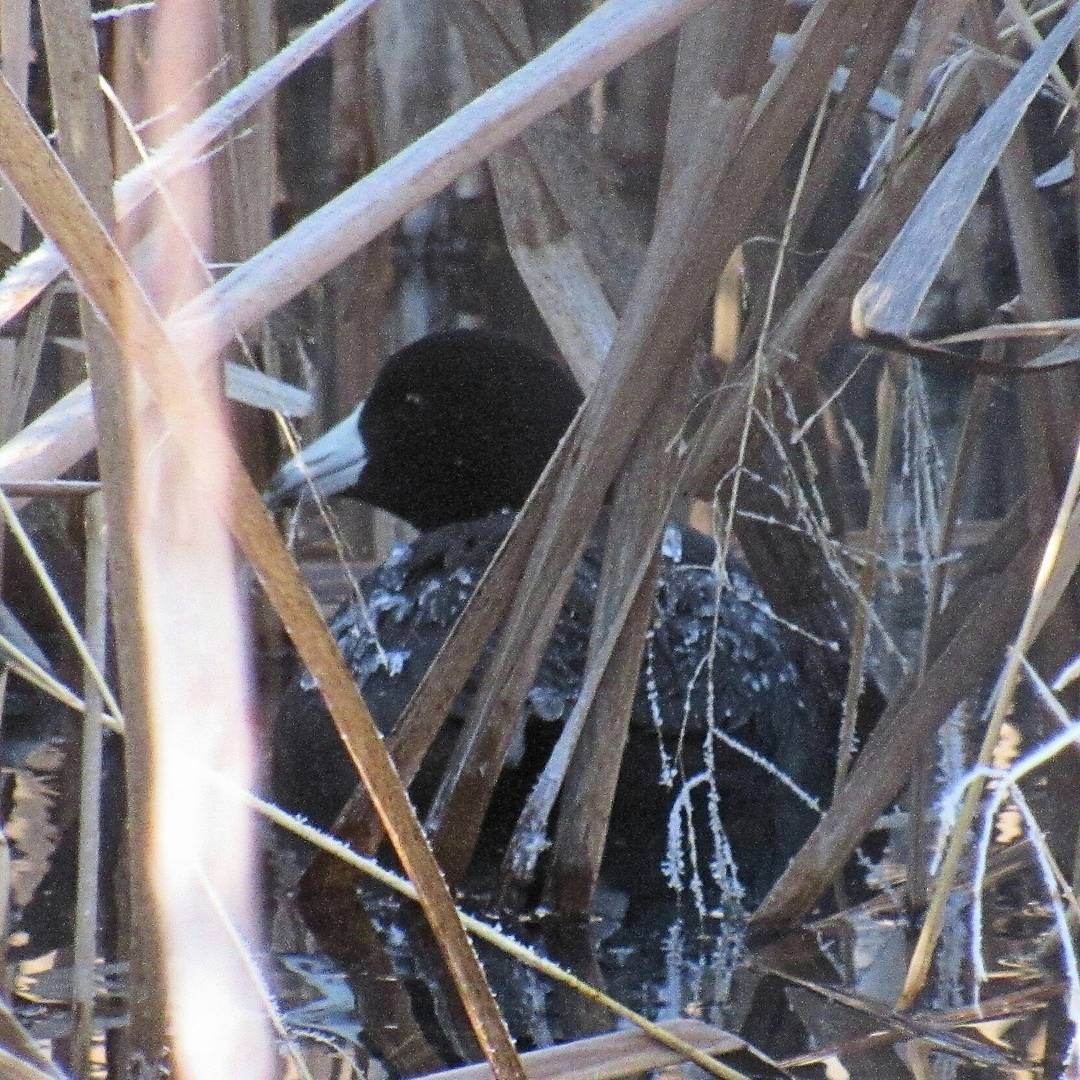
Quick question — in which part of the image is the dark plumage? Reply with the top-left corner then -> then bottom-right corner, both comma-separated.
265,330 -> 582,529
269,329 -> 832,905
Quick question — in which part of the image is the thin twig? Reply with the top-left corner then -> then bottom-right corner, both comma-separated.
834,368 -> 895,792
71,491 -> 106,1076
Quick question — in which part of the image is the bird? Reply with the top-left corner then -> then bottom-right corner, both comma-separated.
267,328 -> 833,906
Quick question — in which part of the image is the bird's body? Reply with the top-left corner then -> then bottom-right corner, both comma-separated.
269,329 -> 833,906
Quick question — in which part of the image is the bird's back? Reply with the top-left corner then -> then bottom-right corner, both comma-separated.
272,511 -> 832,904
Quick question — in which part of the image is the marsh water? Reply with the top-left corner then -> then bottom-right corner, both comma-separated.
6,680 -> 1063,1079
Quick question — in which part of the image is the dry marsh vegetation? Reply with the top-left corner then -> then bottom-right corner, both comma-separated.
0,0 -> 1078,1076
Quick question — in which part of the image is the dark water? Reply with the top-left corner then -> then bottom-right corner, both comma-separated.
4,653 -> 1067,1078
11,774 -> 1059,1079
